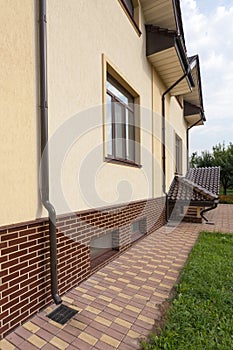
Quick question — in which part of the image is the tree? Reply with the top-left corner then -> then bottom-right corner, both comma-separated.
190,152 -> 198,168
190,150 -> 214,168
213,142 -> 233,195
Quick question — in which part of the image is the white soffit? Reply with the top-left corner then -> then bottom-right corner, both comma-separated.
183,67 -> 200,106
141,0 -> 176,30
147,47 -> 192,95
185,114 -> 203,126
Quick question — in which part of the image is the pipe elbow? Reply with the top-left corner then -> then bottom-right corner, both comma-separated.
43,200 -> 56,220
53,294 -> 62,305
200,203 -> 218,223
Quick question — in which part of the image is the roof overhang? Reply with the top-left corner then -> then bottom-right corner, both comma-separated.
146,25 -> 193,95
168,167 -> 220,207
184,101 -> 204,126
168,199 -> 218,207
143,1 -> 206,120
183,55 -> 206,126
141,0 -> 183,34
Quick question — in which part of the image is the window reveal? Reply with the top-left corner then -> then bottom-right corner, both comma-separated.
175,134 -> 182,175
106,75 -> 135,163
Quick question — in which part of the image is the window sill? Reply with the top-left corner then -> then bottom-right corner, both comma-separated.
105,157 -> 142,168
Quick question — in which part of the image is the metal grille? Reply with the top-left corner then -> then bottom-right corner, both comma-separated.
47,304 -> 78,325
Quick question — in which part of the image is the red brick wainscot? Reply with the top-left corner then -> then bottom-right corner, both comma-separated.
0,196 -> 165,338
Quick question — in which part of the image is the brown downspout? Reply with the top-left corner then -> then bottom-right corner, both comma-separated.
200,202 -> 218,223
39,0 -> 62,305
186,116 -> 203,170
187,116 -> 217,224
162,69 -> 193,221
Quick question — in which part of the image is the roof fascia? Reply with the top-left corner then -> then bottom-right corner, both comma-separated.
186,55 -> 205,118
146,25 -> 176,56
146,27 -> 194,92
175,37 -> 195,87
169,199 -> 218,207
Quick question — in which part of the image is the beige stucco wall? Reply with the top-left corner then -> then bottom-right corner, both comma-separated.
0,0 -> 38,226
166,96 -> 188,188
46,0 -> 156,214
0,0 -> 189,226
152,69 -> 165,198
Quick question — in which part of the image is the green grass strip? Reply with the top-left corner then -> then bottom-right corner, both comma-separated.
142,232 -> 233,350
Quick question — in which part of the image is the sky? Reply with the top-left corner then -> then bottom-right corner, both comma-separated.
180,0 -> 233,155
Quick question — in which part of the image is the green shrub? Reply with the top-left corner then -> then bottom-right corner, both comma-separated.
219,194 -> 233,204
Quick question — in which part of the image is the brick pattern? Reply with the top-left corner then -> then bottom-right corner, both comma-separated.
0,196 -> 166,338
0,222 -> 89,339
112,229 -> 120,250
1,204 -> 232,349
1,216 -> 206,350
58,197 -> 165,252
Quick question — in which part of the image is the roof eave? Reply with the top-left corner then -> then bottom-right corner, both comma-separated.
168,199 -> 219,207
141,0 -> 185,42
141,0 -> 178,31
184,101 -> 205,126
183,55 -> 205,122
146,26 -> 193,95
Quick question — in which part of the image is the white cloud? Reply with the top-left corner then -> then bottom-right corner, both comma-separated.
180,0 -> 233,153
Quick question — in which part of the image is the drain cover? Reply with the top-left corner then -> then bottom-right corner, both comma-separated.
47,304 -> 78,325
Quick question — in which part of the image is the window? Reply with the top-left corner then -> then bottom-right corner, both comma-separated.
102,56 -> 140,166
106,74 -> 136,164
90,230 -> 119,270
119,0 -> 141,36
131,218 -> 146,242
122,0 -> 134,17
175,134 -> 182,175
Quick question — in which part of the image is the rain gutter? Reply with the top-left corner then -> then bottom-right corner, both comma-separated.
39,0 -> 62,305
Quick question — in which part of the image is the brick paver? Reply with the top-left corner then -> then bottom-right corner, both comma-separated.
1,204 -> 233,350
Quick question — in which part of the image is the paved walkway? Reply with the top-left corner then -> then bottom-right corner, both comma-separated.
1,204 -> 233,350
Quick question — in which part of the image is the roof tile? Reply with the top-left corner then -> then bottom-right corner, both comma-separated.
168,167 -> 220,203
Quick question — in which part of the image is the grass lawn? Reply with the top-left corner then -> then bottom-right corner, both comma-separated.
220,188 -> 233,195
142,232 -> 233,350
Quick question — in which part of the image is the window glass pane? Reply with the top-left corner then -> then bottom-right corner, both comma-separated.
175,135 -> 182,174
122,0 -> 134,17
106,74 -> 136,163
107,75 -> 134,106
175,137 -> 179,172
132,221 -> 140,233
106,93 -> 112,156
114,102 -> 125,159
107,80 -> 129,105
179,139 -> 182,173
